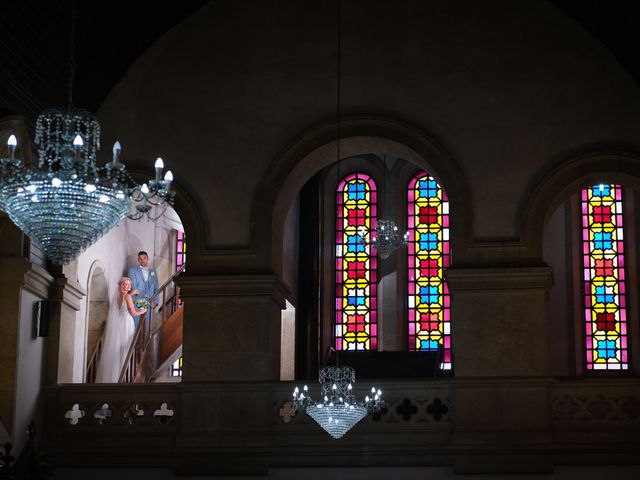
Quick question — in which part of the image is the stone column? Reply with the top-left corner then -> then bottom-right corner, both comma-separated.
446,266 -> 554,473
446,266 -> 553,377
44,276 -> 86,384
175,273 -> 289,474
177,273 -> 289,381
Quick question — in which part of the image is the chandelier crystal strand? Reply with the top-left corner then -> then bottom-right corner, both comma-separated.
292,366 -> 384,439
0,109 -> 175,264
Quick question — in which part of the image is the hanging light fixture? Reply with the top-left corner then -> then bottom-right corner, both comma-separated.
358,155 -> 408,259
288,0 -> 385,439
292,366 -> 384,439
361,218 -> 409,260
0,113 -> 174,264
0,4 -> 174,265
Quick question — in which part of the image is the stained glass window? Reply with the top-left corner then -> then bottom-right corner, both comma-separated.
407,172 -> 451,369
335,173 -> 378,350
176,230 -> 186,272
581,184 -> 628,370
170,356 -> 182,377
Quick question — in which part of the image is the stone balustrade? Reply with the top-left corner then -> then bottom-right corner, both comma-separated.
41,377 -> 640,474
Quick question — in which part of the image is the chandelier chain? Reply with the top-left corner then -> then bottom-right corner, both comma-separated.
336,0 -> 342,181
67,0 -> 78,112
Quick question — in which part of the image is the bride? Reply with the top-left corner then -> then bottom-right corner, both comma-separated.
96,276 -> 148,383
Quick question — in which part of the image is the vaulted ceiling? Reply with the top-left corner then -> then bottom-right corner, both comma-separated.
0,0 -> 208,127
1,0 -> 638,130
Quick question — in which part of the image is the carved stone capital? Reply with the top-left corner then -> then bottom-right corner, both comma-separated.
177,273 -> 290,308
51,276 -> 86,311
23,264 -> 54,298
445,266 -> 553,292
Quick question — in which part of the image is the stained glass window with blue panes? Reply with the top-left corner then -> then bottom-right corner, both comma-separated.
335,173 -> 377,350
581,184 -> 628,370
407,172 -> 451,369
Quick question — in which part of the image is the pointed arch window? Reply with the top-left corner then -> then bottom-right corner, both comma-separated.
407,172 -> 451,369
581,184 -> 629,370
335,173 -> 378,351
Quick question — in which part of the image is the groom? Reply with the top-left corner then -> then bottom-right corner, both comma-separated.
128,250 -> 159,328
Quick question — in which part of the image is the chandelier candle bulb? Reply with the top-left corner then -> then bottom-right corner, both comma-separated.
164,170 -> 173,183
112,141 -> 121,165
154,157 -> 164,182
7,135 -> 17,159
73,135 -> 83,160
291,366 -> 384,439
141,183 -> 149,194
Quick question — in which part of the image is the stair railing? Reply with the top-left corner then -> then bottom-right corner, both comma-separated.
85,329 -> 105,383
155,264 -> 185,332
118,264 -> 185,383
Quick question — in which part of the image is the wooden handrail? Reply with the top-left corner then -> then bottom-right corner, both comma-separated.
118,265 -> 185,383
153,264 -> 185,298
134,304 -> 184,383
85,323 -> 106,383
118,314 -> 146,383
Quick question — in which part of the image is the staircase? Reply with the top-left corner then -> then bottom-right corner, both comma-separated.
119,265 -> 185,383
85,329 -> 104,383
131,304 -> 183,382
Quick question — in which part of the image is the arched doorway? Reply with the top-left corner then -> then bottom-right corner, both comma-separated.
85,261 -> 108,382
74,206 -> 186,383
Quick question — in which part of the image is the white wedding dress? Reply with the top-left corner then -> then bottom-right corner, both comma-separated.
96,294 -> 136,383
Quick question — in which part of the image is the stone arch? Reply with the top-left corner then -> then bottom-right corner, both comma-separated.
252,115 -> 472,277
521,148 -> 640,376
520,149 -> 640,260
126,167 -> 205,274
73,186 -> 191,383
84,260 -> 109,380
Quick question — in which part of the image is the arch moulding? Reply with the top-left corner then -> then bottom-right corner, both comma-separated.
520,149 -> 640,261
251,115 -> 472,277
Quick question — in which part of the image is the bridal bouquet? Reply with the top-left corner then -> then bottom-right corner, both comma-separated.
135,297 -> 151,309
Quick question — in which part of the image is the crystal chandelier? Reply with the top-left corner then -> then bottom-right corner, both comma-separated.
0,108 -> 174,264
292,366 -> 384,439
360,218 -> 408,259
